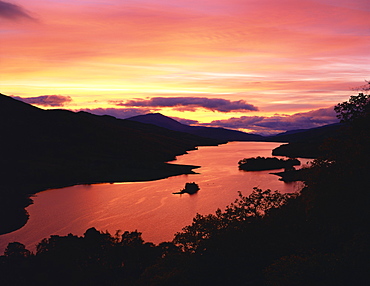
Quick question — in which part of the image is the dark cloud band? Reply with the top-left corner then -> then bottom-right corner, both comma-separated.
0,1 -> 34,20
114,97 -> 258,112
12,95 -> 72,107
204,107 -> 339,135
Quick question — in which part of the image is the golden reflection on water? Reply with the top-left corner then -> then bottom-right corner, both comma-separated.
0,142 -> 304,252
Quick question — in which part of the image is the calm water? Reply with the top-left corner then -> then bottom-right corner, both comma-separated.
0,142 -> 306,253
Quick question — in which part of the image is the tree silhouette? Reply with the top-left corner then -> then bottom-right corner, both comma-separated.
334,81 -> 370,123
174,188 -> 297,253
4,242 -> 31,259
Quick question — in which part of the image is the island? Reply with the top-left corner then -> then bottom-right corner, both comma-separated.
173,182 -> 200,195
238,156 -> 300,171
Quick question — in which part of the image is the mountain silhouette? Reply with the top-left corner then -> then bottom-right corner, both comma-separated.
127,113 -> 265,141
127,113 -> 342,157
0,93 -> 222,234
1,94 -> 226,187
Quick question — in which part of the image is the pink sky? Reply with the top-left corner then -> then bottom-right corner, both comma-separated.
1,0 -> 369,133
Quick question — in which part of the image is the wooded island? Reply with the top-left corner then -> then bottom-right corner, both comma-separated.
238,156 -> 300,171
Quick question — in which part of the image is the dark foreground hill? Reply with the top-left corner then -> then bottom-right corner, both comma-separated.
0,93 -> 222,234
127,113 -> 265,141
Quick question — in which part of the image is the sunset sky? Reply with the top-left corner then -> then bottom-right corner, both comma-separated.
1,0 -> 369,134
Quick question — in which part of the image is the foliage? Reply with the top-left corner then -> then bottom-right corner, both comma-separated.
4,242 -> 31,259
0,228 -> 171,285
334,81 -> 370,123
173,188 -> 297,252
313,90 -> 370,173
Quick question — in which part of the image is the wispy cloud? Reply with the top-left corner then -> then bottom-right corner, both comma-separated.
12,95 -> 72,107
113,97 -> 258,112
0,1 -> 35,20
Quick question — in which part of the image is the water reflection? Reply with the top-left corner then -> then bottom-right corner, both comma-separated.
0,142 -> 304,253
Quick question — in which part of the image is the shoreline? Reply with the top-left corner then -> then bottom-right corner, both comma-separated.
0,162 -> 200,236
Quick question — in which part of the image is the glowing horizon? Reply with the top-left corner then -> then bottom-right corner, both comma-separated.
1,0 -> 369,133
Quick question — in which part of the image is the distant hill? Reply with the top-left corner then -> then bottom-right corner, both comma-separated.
127,113 -> 344,158
0,93 -> 222,234
268,123 -> 343,158
127,113 -> 265,141
267,123 -> 342,143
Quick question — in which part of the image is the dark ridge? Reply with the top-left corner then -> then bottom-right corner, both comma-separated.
267,123 -> 342,143
127,113 -> 265,141
268,123 -> 344,158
